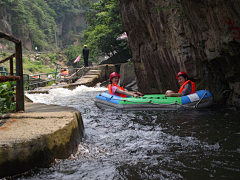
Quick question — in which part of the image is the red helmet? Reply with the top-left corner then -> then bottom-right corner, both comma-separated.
176,71 -> 188,80
109,72 -> 121,82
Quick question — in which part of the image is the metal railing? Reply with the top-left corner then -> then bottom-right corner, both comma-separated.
1,60 -> 91,92
0,65 -> 88,90
1,64 -> 61,90
2,49 -> 54,54
27,63 -> 60,89
0,71 -> 29,88
60,66 -> 86,83
25,65 -> 84,90
0,31 -> 24,112
0,66 -> 7,76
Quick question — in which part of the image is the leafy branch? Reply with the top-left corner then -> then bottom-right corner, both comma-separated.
155,2 -> 184,19
0,81 -> 16,116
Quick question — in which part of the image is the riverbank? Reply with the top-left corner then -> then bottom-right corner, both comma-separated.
0,102 -> 84,178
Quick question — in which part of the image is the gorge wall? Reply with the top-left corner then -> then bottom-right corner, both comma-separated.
117,0 -> 240,105
0,4 -> 86,50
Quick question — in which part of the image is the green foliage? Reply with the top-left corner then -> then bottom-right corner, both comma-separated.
2,0 -> 131,62
222,89 -> 231,95
83,0 -> 131,60
22,57 -> 56,73
1,51 -> 7,57
64,45 -> 83,67
48,53 -> 57,64
198,40 -> 206,48
46,81 -> 55,86
1,0 -> 87,51
46,0 -> 86,21
155,2 -> 184,19
1,0 -> 57,51
219,84 -> 232,99
155,3 -> 180,11
0,81 -> 16,116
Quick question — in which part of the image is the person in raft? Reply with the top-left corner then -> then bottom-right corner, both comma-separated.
165,71 -> 196,97
108,72 -> 143,98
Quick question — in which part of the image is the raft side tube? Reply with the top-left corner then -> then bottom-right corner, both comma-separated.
95,92 -> 122,104
182,96 -> 213,108
181,90 -> 212,105
94,90 -> 213,110
119,95 -> 182,105
95,98 -> 183,111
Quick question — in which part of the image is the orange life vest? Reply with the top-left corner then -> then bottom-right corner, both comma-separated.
178,80 -> 196,94
62,71 -> 69,75
107,84 -> 127,98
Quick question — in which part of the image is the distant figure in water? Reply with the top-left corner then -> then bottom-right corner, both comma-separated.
108,72 -> 143,98
165,71 -> 196,97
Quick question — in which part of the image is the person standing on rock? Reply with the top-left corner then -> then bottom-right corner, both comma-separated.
108,72 -> 143,97
82,45 -> 89,67
165,71 -> 196,97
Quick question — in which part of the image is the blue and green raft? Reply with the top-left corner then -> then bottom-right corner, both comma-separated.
95,90 -> 213,111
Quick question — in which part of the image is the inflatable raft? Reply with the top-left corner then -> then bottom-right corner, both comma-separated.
95,90 -> 213,111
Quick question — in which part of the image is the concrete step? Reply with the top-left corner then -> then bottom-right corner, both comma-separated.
86,70 -> 101,75
81,74 -> 100,78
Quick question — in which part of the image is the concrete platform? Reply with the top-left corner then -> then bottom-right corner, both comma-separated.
0,102 -> 84,178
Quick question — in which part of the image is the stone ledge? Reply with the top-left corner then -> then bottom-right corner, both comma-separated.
0,102 -> 84,178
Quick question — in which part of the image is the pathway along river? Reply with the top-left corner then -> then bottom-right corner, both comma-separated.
21,86 -> 240,179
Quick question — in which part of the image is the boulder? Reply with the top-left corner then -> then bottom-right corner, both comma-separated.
119,62 -> 138,91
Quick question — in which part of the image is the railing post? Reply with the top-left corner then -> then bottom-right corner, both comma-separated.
60,67 -> 62,81
15,42 -> 24,112
27,74 -> 30,90
10,57 -> 13,75
55,63 -> 58,83
37,75 -> 40,88
10,57 -> 14,102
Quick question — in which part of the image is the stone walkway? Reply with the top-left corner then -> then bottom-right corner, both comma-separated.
0,102 -> 84,178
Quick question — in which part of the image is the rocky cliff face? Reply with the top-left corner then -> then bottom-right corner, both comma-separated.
0,5 -> 32,50
0,7 -> 12,35
0,5 -> 86,50
56,13 -> 86,46
118,0 -> 240,105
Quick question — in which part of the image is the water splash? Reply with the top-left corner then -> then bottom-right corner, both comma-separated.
21,86 -> 240,180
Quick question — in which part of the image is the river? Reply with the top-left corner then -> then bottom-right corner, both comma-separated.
15,86 -> 240,179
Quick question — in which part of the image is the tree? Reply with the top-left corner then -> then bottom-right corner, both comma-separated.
84,0 -> 131,61
1,0 -> 57,50
0,0 -> 87,51
64,45 -> 84,67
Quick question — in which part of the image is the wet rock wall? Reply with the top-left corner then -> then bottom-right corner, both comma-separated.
118,0 -> 240,104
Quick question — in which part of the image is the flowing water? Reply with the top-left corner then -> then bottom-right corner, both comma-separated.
14,86 -> 240,179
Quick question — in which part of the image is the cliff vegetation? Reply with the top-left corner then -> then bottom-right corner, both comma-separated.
0,0 -> 87,51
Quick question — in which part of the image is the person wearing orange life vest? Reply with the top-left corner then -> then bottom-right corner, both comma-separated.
61,69 -> 69,76
108,72 -> 143,98
165,71 -> 195,97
